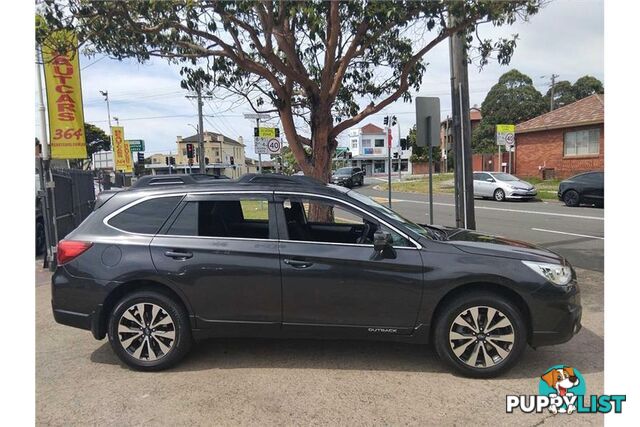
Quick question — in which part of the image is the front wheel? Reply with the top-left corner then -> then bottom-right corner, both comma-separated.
563,189 -> 580,207
108,290 -> 192,371
494,188 -> 506,202
433,291 -> 527,378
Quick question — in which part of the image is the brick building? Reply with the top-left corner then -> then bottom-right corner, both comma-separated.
515,94 -> 604,179
440,106 -> 482,172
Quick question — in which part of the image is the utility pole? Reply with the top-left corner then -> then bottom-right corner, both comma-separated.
449,9 -> 476,230
186,85 -> 212,174
547,74 -> 560,111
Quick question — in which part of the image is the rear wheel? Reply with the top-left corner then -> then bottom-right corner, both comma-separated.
563,189 -> 580,207
434,291 -> 527,378
108,290 -> 192,371
493,188 -> 506,202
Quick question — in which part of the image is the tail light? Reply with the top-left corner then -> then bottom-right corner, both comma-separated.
57,240 -> 93,265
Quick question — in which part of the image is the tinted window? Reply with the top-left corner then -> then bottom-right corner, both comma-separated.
109,196 -> 182,234
166,198 -> 270,239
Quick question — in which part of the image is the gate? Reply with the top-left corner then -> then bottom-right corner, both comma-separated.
50,168 -> 96,241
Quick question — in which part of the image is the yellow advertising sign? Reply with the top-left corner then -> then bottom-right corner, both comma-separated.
496,124 -> 515,133
257,127 -> 277,138
42,30 -> 87,159
112,126 -> 132,172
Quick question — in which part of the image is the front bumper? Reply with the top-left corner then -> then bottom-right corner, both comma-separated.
528,280 -> 582,347
506,188 -> 538,199
331,178 -> 351,186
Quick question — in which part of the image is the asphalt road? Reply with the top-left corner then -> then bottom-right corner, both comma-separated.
358,179 -> 604,272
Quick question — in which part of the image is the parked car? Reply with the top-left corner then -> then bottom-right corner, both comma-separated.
52,174 -> 580,377
473,171 -> 537,201
331,166 -> 364,188
557,171 -> 604,207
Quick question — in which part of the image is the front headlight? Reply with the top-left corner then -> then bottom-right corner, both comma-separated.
522,261 -> 572,286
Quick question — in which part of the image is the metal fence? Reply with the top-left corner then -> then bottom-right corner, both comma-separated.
50,168 -> 96,240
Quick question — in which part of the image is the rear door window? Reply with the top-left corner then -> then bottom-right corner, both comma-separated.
108,196 -> 182,234
166,196 -> 271,239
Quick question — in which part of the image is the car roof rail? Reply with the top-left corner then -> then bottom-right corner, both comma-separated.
131,174 -> 228,188
238,173 -> 325,186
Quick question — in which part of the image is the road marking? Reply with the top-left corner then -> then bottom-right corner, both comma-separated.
531,228 -> 604,240
370,196 -> 603,221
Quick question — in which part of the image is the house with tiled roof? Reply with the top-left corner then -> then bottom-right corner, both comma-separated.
515,94 -> 604,179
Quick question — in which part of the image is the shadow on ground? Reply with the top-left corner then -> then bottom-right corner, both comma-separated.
91,325 -> 603,379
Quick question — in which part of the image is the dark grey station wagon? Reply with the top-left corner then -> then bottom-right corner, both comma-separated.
52,174 -> 581,377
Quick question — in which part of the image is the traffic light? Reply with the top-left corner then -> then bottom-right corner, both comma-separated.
391,115 -> 397,126
230,156 -> 234,165
400,138 -> 408,150
137,152 -> 144,164
165,156 -> 169,165
393,152 -> 399,159
186,143 -> 194,159
205,157 -> 210,165
383,116 -> 389,126
169,156 -> 176,166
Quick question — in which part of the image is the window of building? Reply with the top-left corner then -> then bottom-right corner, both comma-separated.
108,196 -> 183,234
361,139 -> 372,148
374,160 -> 385,173
564,128 -> 600,156
374,139 -> 385,147
166,197 -> 270,239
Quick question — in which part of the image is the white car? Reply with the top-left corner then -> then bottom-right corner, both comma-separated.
473,171 -> 537,201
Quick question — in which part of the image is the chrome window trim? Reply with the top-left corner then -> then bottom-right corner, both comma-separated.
274,191 -> 422,250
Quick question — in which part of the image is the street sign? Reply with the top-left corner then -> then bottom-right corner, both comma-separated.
254,137 -> 269,154
267,138 -> 282,154
243,113 -> 272,120
127,139 -> 145,152
496,124 -> 515,147
415,97 -> 441,147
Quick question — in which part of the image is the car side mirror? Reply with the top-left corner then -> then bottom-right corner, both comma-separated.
373,231 -> 393,252
486,178 -> 495,182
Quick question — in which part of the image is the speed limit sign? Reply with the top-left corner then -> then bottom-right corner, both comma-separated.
267,138 -> 282,154
505,133 -> 515,147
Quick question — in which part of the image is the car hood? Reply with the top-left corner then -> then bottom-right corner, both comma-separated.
503,180 -> 535,190
426,225 -> 564,263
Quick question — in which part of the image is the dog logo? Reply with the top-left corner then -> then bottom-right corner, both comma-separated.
539,365 -> 585,414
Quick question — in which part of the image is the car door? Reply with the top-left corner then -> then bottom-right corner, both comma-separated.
473,173 -> 490,197
149,192 -> 282,331
581,172 -> 604,203
275,193 -> 424,336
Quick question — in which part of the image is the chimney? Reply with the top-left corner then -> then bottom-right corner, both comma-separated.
238,136 -> 244,145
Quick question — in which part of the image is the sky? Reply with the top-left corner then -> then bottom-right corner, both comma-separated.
35,0 -> 603,159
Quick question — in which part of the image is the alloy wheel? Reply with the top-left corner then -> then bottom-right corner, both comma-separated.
495,189 -> 505,201
118,302 -> 176,361
448,305 -> 515,369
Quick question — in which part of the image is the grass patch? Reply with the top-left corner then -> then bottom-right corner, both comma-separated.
379,174 -> 561,200
379,173 -> 455,194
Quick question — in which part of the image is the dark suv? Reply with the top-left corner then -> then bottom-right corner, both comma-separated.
52,174 -> 581,377
331,167 -> 364,188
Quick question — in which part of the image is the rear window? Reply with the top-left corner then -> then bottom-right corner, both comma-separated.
108,196 -> 182,234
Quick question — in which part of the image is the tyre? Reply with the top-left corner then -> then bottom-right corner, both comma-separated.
36,219 -> 46,256
108,290 -> 192,371
563,189 -> 580,207
433,290 -> 527,378
493,188 -> 506,202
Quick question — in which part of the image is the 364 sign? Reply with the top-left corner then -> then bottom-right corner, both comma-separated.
42,30 -> 88,159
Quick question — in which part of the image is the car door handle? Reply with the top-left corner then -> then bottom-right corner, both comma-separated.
164,250 -> 193,259
283,258 -> 313,268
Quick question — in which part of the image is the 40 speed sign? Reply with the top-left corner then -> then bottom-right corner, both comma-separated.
267,138 -> 281,154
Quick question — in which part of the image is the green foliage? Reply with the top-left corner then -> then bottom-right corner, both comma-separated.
406,125 -> 441,162
84,122 -> 110,156
472,69 -> 546,154
544,75 -> 603,110
572,75 -> 604,99
39,0 -> 541,178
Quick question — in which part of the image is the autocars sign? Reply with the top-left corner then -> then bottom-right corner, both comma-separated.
254,137 -> 269,154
